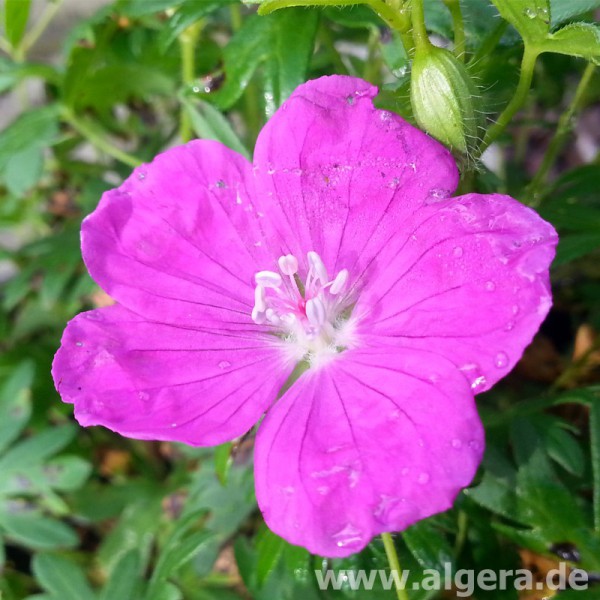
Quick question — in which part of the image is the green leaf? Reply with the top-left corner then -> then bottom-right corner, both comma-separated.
32,554 -> 96,600
554,232 -> 600,265
182,98 -> 250,158
490,0 -> 550,43
542,22 -> 600,63
403,521 -> 455,574
0,106 -> 59,174
591,397 -> 600,532
545,424 -> 585,477
157,0 -> 234,50
0,513 -> 78,549
550,0 -> 600,26
0,425 -> 76,472
98,550 -> 141,600
4,146 -> 44,197
0,361 -> 33,455
4,0 -> 31,47
213,442 -> 234,485
211,9 -> 318,111
255,528 -> 285,586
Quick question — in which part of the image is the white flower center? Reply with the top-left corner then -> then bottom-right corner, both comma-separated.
251,251 -> 357,367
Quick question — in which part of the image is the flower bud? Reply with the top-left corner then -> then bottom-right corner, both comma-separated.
410,44 -> 480,155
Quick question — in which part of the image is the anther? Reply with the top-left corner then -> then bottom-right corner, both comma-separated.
329,269 -> 349,295
307,251 -> 328,283
278,254 -> 299,276
255,271 -> 282,288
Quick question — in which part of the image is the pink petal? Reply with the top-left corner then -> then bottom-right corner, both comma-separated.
52,305 -> 291,445
252,75 -> 459,275
254,348 -> 483,557
355,193 -> 558,392
82,140 -> 268,328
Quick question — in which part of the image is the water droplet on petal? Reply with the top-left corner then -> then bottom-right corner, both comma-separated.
418,472 -> 430,484
215,179 -> 226,188
453,246 -> 464,258
451,439 -> 463,449
401,467 -> 409,476
485,281 -> 496,292
138,391 -> 149,401
317,485 -> 330,495
512,305 -> 520,315
75,341 -> 83,347
494,352 -> 509,369
469,440 -> 481,451
282,485 -> 295,496
471,375 -> 487,392
218,360 -> 231,369
333,523 -> 363,548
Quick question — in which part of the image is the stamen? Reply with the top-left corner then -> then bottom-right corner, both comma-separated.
278,254 -> 298,276
306,297 -> 326,329
329,269 -> 348,295
307,251 -> 328,283
250,250 -> 355,357
255,271 -> 282,288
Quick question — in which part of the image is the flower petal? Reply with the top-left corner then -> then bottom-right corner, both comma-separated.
52,305 -> 291,445
355,193 -> 558,392
82,140 -> 268,328
254,348 -> 483,557
252,75 -> 459,274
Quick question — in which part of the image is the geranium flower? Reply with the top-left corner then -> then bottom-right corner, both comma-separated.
53,76 -> 557,557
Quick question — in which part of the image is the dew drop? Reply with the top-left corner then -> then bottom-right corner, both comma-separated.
215,179 -> 226,188
282,485 -> 295,496
333,523 -> 363,548
469,440 -> 481,451
451,439 -> 463,449
218,360 -> 231,369
138,391 -> 150,401
453,246 -> 464,258
494,351 -> 509,369
75,341 -> 83,347
471,375 -> 487,392
401,467 -> 409,476
512,304 -> 520,315
523,7 -> 537,18
346,95 -> 356,105
317,485 -> 330,496
504,320 -> 515,331
485,281 -> 496,292
417,472 -> 430,485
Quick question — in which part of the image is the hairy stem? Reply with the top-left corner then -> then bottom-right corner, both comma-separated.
477,44 -> 539,157
410,0 -> 430,50
62,110 -> 142,168
527,62 -> 596,206
179,22 -> 202,143
443,0 -> 465,61
381,533 -> 409,600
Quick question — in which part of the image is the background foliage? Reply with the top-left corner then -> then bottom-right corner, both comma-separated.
0,0 -> 600,598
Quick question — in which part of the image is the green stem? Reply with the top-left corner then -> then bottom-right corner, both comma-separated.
62,110 -> 142,168
381,533 -> 409,600
363,27 -> 382,83
477,44 -> 539,157
527,62 -> 596,206
410,0 -> 430,50
0,36 -> 12,54
469,21 -> 508,70
179,22 -> 202,143
443,0 -> 465,61
230,3 -> 243,31
16,0 -> 65,60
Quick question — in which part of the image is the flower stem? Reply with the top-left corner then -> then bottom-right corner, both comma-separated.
410,0 -> 430,50
442,0 -> 465,61
61,110 -> 142,168
179,22 -> 202,143
527,62 -> 596,206
477,44 -> 539,157
16,0 -> 65,61
381,533 -> 409,600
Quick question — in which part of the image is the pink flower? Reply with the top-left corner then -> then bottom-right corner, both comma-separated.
53,76 -> 557,557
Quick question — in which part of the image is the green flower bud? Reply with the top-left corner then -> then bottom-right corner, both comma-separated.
410,44 -> 480,155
